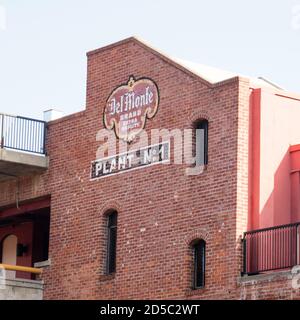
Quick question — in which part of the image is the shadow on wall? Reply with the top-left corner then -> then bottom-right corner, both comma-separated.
253,147 -> 297,230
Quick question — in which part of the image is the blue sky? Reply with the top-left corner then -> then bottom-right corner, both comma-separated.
0,0 -> 300,119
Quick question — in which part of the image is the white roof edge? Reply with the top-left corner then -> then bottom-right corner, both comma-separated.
97,37 -> 284,90
257,77 -> 284,90
173,57 -> 283,90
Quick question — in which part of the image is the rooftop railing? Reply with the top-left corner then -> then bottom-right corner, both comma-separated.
0,113 -> 46,155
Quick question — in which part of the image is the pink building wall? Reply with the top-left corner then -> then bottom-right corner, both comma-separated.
290,144 -> 300,223
250,87 -> 300,230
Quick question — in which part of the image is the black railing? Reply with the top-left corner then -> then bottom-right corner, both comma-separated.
0,113 -> 46,155
243,222 -> 300,275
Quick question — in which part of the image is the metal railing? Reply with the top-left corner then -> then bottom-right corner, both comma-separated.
0,263 -> 42,281
0,263 -> 42,275
242,222 -> 300,275
0,113 -> 46,155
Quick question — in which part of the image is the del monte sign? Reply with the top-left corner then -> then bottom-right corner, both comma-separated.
103,76 -> 159,143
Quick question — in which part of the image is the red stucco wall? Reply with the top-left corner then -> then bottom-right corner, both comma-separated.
250,88 -> 300,229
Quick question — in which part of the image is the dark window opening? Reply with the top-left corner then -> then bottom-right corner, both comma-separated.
193,239 -> 206,289
106,210 -> 118,274
32,208 -> 50,264
194,120 -> 208,166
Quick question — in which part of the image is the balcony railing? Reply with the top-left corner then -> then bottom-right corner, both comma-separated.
242,222 -> 300,275
0,263 -> 42,277
0,113 -> 46,155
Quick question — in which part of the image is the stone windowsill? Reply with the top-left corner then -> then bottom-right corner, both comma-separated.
34,259 -> 51,268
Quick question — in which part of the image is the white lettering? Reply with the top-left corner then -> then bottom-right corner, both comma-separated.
99,304 -> 134,318
95,162 -> 102,176
108,86 -> 155,116
109,98 -> 116,115
127,154 -> 134,167
118,156 -> 127,170
109,158 -> 116,173
143,149 -> 152,164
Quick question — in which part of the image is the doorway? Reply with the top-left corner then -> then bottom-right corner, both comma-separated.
1,234 -> 17,278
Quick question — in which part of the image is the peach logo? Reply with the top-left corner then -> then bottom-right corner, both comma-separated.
104,76 -> 159,143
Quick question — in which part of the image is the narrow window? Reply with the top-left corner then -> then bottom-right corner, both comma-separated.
193,239 -> 206,289
195,120 -> 208,166
106,210 -> 118,274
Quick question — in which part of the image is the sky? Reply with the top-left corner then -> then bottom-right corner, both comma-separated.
0,0 -> 300,119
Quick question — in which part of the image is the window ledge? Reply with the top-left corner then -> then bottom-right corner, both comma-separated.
34,259 -> 51,268
99,273 -> 116,282
185,287 -> 206,297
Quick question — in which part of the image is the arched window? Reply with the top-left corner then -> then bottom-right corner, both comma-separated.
106,210 -> 118,274
194,119 -> 208,166
1,234 -> 18,279
192,239 -> 206,289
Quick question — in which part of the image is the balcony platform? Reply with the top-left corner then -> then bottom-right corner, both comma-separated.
0,277 -> 43,300
0,148 -> 49,182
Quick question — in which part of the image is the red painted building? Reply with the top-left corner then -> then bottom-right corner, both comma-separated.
1,37 -> 300,299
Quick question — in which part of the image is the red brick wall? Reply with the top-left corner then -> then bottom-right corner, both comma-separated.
239,271 -> 300,300
0,38 -> 298,299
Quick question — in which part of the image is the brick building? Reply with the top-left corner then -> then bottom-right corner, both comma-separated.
1,37 -> 300,300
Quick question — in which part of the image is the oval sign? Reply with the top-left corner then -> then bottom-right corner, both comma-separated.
104,76 -> 159,143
